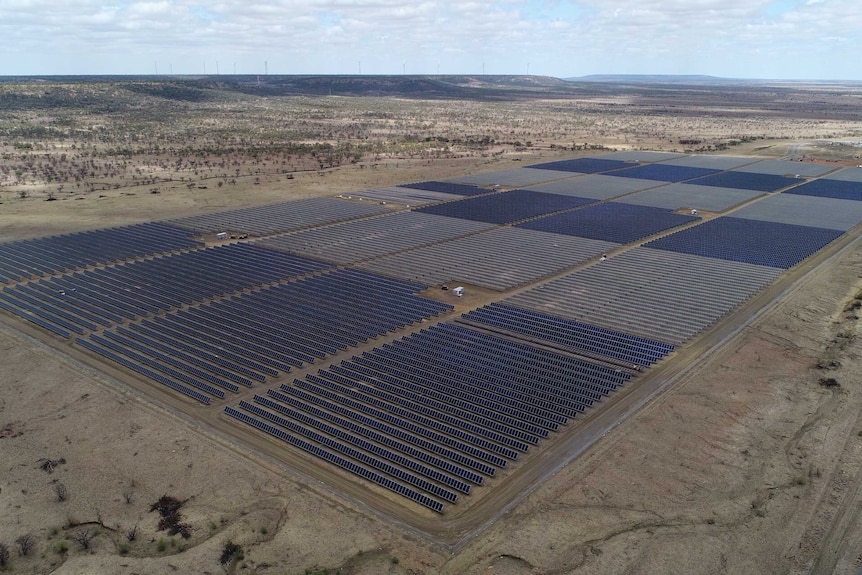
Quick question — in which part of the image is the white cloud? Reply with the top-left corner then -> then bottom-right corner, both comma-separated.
0,0 -> 858,78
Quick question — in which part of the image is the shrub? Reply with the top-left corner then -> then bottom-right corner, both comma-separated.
219,540 -> 243,565
71,529 -> 94,550
16,533 -> 35,556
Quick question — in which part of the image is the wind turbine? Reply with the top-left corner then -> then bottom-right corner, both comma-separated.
264,60 -> 268,75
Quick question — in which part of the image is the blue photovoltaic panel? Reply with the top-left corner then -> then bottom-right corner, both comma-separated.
462,303 -> 674,366
606,164 -> 720,183
688,171 -> 801,192
644,217 -> 843,269
399,181 -> 489,196
517,202 -> 698,244
416,189 -> 595,224
0,222 -> 201,281
528,158 -> 631,174
783,178 -> 862,201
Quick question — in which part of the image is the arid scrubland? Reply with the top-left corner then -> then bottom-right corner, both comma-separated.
2,77 -> 861,207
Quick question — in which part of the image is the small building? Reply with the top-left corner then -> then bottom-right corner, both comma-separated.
216,232 -> 228,240
453,286 -> 464,297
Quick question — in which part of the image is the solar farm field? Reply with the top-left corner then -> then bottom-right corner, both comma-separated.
1,153 -> 861,529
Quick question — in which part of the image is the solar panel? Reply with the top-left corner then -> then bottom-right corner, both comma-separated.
644,217 -> 843,269
606,164 -> 720,183
528,158 -> 631,174
782,178 -> 862,201
517,202 -> 698,244
416,189 -> 594,224
688,171 -> 801,192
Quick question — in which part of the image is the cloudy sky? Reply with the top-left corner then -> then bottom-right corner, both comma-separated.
1,0 -> 859,79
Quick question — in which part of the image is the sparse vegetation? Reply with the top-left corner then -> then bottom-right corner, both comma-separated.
53,482 -> 68,502
126,525 -> 138,542
15,533 -> 35,556
149,495 -> 191,539
38,457 -> 65,474
219,540 -> 244,566
70,528 -> 95,550
819,377 -> 840,388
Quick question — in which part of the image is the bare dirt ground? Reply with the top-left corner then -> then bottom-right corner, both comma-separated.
3,78 -> 862,573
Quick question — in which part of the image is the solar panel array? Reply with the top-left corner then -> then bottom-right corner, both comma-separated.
525,174 -> 660,200
416,189 -> 595,224
644,217 -> 844,269
398,181 -> 490,196
618,183 -> 764,212
518,202 -> 699,244
607,163 -> 720,183
256,212 -> 495,264
360,227 -> 619,291
0,244 -> 330,338
74,269 -> 451,403
783,178 -> 862,201
732,159 -> 836,177
824,168 -> 862,183
0,223 -> 200,283
6,152 -> 862,514
730,193 -> 862,231
167,197 -> 390,235
225,322 -> 632,511
687,171 -> 802,192
529,157 -> 631,174
461,303 -> 674,367
505,248 -> 783,345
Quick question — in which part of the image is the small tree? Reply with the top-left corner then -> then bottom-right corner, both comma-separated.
126,525 -> 138,542
71,529 -> 94,550
15,533 -> 35,556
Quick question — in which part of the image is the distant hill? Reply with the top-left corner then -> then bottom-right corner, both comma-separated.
567,74 -> 746,84
0,74 -> 577,101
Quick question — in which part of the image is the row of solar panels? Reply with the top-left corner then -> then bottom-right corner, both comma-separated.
0,222 -> 201,283
224,322 -> 634,511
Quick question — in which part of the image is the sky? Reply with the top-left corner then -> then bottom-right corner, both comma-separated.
1,0 -> 860,79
